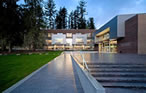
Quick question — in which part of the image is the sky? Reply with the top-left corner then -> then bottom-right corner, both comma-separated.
17,0 -> 146,29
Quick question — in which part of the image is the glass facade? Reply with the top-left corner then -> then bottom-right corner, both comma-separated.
54,38 -> 63,44
45,32 -> 94,50
95,27 -> 117,53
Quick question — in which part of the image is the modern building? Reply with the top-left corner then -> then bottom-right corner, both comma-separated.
44,29 -> 95,50
94,14 -> 146,54
43,14 -> 146,54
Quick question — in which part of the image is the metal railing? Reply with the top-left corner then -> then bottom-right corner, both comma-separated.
80,51 -> 90,72
72,51 -> 90,72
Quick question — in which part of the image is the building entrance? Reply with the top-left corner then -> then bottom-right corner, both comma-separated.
98,40 -> 117,53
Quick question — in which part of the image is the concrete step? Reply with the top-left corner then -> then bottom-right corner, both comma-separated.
95,77 -> 146,83
88,65 -> 146,68
101,82 -> 146,88
88,63 -> 146,89
91,73 -> 146,77
87,63 -> 146,65
90,68 -> 146,72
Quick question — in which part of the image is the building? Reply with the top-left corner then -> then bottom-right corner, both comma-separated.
44,29 -> 95,50
44,14 -> 146,54
94,14 -> 146,54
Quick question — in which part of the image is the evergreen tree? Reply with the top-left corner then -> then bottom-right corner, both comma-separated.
23,0 -> 46,50
73,7 -> 79,29
55,11 -> 62,29
68,11 -> 74,29
88,17 -> 95,29
61,7 -> 67,29
68,12 -> 71,29
0,0 -> 24,52
45,0 -> 56,29
78,0 -> 87,29
86,20 -> 90,29
55,7 -> 67,29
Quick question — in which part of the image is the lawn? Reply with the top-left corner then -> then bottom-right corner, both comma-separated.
0,51 -> 62,92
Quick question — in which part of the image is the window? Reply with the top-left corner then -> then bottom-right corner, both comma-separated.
48,33 -> 51,37
66,39 -> 72,46
46,40 -> 52,44
76,37 -> 84,44
87,40 -> 92,44
54,38 -> 63,44
66,33 -> 72,37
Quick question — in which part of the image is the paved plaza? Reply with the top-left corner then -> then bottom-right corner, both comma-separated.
74,52 -> 146,64
4,51 -> 146,93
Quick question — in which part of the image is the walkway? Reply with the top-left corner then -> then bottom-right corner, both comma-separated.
6,52 -> 84,93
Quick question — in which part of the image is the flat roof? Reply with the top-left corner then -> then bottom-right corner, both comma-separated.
45,29 -> 95,34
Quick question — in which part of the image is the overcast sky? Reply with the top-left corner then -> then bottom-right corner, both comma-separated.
18,0 -> 146,29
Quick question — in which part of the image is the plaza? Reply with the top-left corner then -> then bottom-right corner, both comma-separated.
3,51 -> 146,93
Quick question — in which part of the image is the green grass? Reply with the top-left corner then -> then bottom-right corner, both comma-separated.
0,51 -> 62,92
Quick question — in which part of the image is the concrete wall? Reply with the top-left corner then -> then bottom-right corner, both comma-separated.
138,14 -> 146,54
117,14 -> 135,37
117,15 -> 138,53
71,56 -> 105,93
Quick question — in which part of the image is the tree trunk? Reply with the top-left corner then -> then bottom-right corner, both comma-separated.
8,42 -> 12,53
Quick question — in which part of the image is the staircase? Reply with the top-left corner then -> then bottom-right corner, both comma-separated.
88,63 -> 146,90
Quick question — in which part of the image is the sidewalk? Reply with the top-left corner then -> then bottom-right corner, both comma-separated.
6,52 -> 83,93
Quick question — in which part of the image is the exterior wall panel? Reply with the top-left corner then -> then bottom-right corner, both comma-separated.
94,16 -> 118,39
138,14 -> 146,54
117,15 -> 138,53
117,14 -> 135,37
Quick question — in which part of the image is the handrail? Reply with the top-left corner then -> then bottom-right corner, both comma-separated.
72,51 -> 90,72
80,51 -> 90,72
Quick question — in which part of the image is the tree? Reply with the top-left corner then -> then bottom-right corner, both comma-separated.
23,0 -> 46,50
78,0 -> 87,29
88,17 -> 95,29
69,11 -> 74,29
73,7 -> 79,29
55,12 -> 62,29
0,0 -> 24,52
45,0 -> 56,29
61,7 -> 67,29
55,7 -> 67,29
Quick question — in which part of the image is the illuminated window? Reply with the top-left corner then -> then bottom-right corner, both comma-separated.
66,39 -> 72,46
48,33 -> 51,37
46,40 -> 52,44
76,38 -> 84,44
87,40 -> 92,44
54,38 -> 63,44
66,33 -> 72,37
